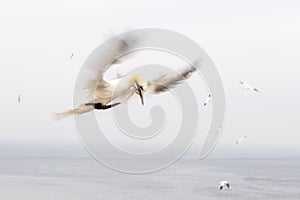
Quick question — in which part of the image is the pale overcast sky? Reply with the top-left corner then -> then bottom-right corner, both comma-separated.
0,0 -> 299,157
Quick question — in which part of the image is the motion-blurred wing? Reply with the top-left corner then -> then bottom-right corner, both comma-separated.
85,34 -> 139,97
147,64 -> 199,94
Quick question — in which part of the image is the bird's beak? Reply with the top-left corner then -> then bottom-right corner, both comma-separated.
137,84 -> 144,106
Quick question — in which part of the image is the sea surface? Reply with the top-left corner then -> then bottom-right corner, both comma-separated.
0,158 -> 299,199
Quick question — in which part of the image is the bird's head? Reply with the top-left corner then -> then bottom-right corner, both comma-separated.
130,74 -> 147,105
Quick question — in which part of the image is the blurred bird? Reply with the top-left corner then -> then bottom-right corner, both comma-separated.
69,52 -> 74,59
239,81 -> 259,92
203,94 -> 211,106
236,136 -> 247,144
17,94 -> 22,103
115,71 -> 126,79
219,181 -> 230,190
56,35 -> 201,119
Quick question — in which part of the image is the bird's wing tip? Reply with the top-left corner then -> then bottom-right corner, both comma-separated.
52,112 -> 72,121
52,113 -> 64,121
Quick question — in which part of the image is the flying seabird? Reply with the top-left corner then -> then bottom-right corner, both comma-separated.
56,36 -> 201,119
219,181 -> 230,190
17,94 -> 21,103
239,81 -> 259,93
203,94 -> 211,106
236,136 -> 247,144
115,71 -> 125,79
68,52 -> 74,59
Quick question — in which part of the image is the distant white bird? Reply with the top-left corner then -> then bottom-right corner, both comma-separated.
203,94 -> 212,106
68,52 -> 74,59
236,136 -> 247,144
239,81 -> 259,92
219,181 -> 230,190
17,94 -> 22,103
56,35 -> 201,119
115,71 -> 126,79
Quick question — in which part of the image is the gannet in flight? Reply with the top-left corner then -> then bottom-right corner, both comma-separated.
17,94 -> 22,103
56,36 -> 200,119
203,94 -> 211,106
239,81 -> 259,93
68,52 -> 74,59
236,136 -> 247,144
219,181 -> 230,190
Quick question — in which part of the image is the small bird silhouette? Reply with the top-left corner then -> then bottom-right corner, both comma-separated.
219,181 -> 230,190
236,136 -> 247,144
203,94 -> 212,106
68,52 -> 74,59
17,94 -> 22,103
239,81 -> 259,93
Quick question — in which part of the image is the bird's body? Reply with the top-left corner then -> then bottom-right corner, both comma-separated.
219,181 -> 230,190
239,81 -> 259,93
236,136 -> 247,144
56,36 -> 200,119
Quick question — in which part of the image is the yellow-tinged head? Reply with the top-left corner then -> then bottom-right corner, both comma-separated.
130,74 -> 147,89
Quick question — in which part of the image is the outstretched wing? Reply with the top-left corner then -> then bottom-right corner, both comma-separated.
147,61 -> 200,94
85,34 -> 139,99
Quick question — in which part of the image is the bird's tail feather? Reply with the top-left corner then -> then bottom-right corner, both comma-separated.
54,104 -> 94,120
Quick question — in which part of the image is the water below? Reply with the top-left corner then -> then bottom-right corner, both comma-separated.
0,158 -> 299,199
